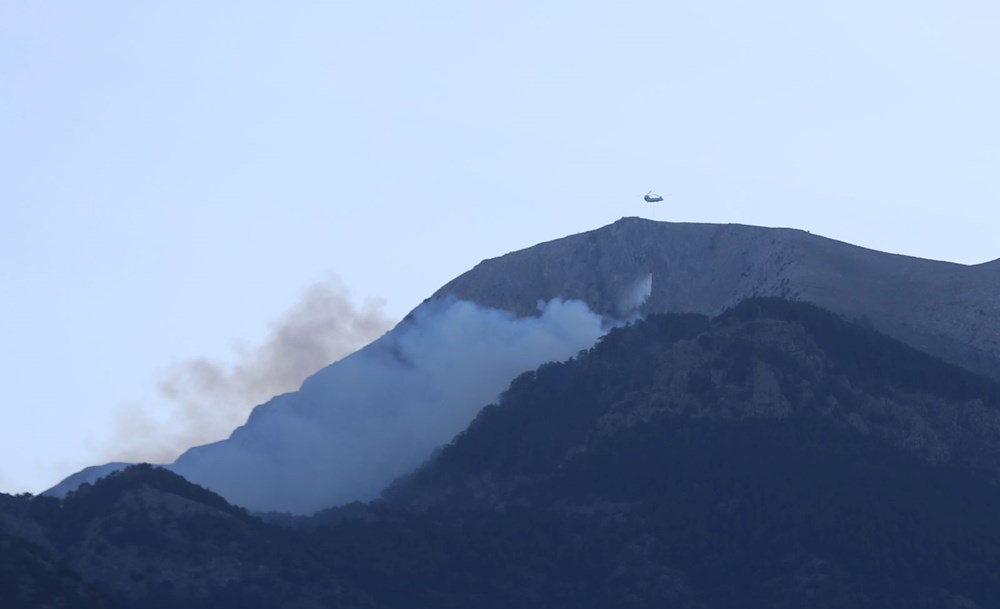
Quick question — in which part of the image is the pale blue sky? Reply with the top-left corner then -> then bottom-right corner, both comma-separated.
2,1 -> 998,493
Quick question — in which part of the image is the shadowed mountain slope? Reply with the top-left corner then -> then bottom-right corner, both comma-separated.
388,298 -> 1000,510
3,465 -> 373,609
0,531 -> 114,609
11,300 -> 1000,608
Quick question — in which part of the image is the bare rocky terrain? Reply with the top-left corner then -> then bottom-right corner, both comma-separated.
436,217 -> 1000,380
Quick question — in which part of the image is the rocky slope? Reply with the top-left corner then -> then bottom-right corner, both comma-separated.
436,218 -> 1000,380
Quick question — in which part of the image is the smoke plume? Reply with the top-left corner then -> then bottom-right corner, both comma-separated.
103,276 -> 392,464
77,282 -> 650,514
171,297 -> 613,513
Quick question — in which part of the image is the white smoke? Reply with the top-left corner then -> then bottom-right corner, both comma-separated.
170,297 -> 611,513
617,272 -> 653,318
64,276 -> 652,513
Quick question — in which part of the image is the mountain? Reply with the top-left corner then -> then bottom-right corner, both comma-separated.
9,299 -> 1000,608
49,218 -> 1000,514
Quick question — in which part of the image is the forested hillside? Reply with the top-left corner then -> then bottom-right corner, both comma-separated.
5,299 -> 1000,608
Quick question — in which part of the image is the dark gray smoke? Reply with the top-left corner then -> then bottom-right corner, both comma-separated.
102,277 -> 392,465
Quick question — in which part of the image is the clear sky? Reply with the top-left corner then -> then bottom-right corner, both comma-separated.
2,1 -> 998,494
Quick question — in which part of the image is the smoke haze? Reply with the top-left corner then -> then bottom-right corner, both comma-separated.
171,297 -> 612,513
81,281 -> 652,513
102,277 -> 392,465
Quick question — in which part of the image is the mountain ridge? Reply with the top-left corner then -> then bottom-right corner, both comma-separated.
435,218 -> 1000,381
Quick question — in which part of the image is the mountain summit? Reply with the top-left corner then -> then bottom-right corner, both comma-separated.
437,217 -> 1000,380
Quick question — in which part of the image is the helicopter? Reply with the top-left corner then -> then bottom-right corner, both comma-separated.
644,190 -> 664,203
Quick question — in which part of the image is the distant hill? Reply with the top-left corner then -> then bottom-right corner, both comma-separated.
11,300 -> 1000,608
4,465 -> 373,609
